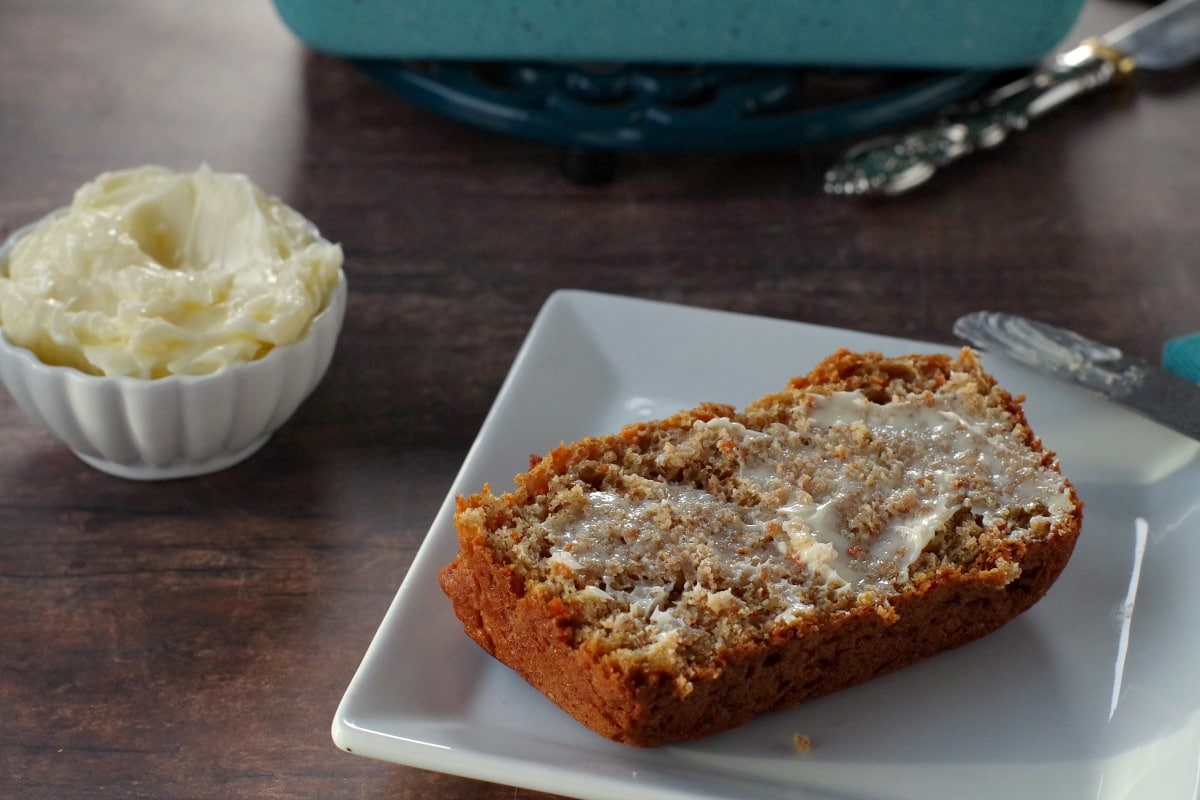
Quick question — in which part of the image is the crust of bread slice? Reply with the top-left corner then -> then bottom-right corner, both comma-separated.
439,349 -> 1083,746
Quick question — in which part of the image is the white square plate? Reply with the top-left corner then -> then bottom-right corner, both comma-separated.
333,290 -> 1200,800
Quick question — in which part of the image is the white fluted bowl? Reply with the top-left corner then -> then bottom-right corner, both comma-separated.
0,217 -> 347,480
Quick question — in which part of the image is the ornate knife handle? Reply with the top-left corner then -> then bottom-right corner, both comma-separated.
824,40 -> 1136,197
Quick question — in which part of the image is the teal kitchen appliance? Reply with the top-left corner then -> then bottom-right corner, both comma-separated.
273,0 -> 1088,179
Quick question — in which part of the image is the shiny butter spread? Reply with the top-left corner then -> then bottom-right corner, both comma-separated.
779,391 -> 1074,586
0,165 -> 343,378
543,391 -> 1074,634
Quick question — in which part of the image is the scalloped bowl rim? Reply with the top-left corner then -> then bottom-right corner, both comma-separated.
0,209 -> 348,480
0,277 -> 347,388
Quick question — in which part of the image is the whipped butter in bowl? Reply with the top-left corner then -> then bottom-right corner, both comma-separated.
0,165 -> 348,479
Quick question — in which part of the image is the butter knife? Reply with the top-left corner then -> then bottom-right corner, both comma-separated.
825,0 -> 1200,197
954,311 -> 1200,443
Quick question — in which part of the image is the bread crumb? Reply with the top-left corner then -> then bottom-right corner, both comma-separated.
792,732 -> 812,753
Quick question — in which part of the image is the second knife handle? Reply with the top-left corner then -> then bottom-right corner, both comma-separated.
824,40 -> 1136,197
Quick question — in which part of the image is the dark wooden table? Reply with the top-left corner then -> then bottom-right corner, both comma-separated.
2,1 -> 1197,798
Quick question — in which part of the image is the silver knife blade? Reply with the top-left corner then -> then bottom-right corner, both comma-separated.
954,311 -> 1200,443
1103,0 -> 1200,70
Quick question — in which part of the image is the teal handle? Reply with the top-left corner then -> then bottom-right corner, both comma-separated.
1163,333 -> 1200,384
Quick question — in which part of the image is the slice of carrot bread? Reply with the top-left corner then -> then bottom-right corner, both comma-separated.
439,348 -> 1083,747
